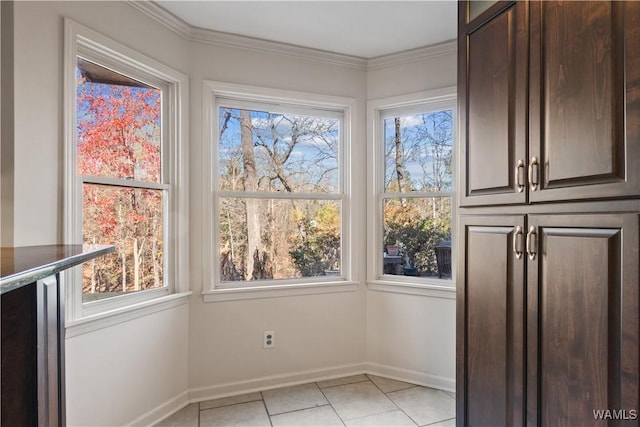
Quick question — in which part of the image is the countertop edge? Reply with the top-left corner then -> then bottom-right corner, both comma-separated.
0,245 -> 115,293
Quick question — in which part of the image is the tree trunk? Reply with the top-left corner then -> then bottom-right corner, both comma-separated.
121,250 -> 127,293
395,117 -> 407,193
241,110 -> 261,280
90,237 -> 97,293
118,203 -> 127,293
395,117 -> 408,210
133,238 -> 140,291
152,213 -> 161,288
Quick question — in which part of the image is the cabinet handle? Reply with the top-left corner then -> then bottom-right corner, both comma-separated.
526,225 -> 537,260
515,160 -> 525,193
528,157 -> 539,191
513,225 -> 523,259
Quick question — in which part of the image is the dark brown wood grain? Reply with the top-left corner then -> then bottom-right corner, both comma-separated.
457,215 -> 525,427
526,214 -> 639,427
529,1 -> 640,202
459,1 -> 528,207
458,2 -> 640,427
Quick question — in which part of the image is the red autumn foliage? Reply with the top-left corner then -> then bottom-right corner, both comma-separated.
77,72 -> 164,300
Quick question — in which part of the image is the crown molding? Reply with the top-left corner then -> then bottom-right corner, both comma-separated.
189,27 -> 368,70
367,40 -> 457,71
127,1 -> 191,39
129,1 -> 454,71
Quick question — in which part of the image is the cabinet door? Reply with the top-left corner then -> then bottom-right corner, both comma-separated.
459,1 -> 528,206
457,215 -> 525,427
526,214 -> 639,426
529,1 -> 640,202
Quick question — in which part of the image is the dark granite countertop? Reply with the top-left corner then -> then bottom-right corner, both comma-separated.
0,244 -> 114,294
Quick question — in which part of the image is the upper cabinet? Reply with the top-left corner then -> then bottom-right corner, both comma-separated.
529,1 -> 640,202
459,1 -> 528,206
460,0 -> 640,207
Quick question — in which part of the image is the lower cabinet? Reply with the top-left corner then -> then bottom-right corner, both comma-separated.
457,214 -> 639,427
1,275 -> 65,427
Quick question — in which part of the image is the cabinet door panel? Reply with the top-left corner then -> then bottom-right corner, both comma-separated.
459,1 -> 528,206
529,1 -> 640,202
457,215 -> 525,427
526,215 -> 639,426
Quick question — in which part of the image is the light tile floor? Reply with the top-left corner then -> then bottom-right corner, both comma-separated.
155,374 -> 455,427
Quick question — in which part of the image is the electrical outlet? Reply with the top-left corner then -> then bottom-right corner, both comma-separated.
264,330 -> 275,349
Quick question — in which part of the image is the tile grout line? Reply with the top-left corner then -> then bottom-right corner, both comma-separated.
316,381 -> 347,426
199,396 -> 263,412
365,373 -> 420,427
259,391 -> 274,427
422,416 -> 456,427
324,377 -> 416,425
316,376 -> 370,391
159,375 -> 455,426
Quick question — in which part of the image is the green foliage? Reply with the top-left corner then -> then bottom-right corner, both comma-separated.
289,203 -> 340,277
384,199 -> 450,276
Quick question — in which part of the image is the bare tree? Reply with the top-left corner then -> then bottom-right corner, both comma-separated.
218,108 -> 340,281
240,110 -> 261,280
394,117 -> 408,193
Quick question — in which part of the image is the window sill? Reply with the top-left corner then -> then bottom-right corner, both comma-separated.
66,291 -> 192,338
367,279 -> 455,299
202,281 -> 359,302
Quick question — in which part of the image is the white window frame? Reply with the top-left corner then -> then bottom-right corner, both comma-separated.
63,19 -> 189,323
202,81 -> 358,302
367,87 -> 457,293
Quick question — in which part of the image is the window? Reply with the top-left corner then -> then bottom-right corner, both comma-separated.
368,89 -> 456,286
64,20 -> 188,318
205,82 -> 354,294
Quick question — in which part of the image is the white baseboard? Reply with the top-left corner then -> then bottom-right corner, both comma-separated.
127,390 -> 189,427
188,362 -> 367,402
363,362 -> 455,392
128,362 -> 454,426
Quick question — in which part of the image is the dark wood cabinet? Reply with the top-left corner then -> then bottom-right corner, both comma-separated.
529,1 -> 640,202
460,0 -> 640,207
525,214 -> 639,426
458,1 -> 640,426
458,214 -> 640,426
459,1 -> 528,206
457,215 -> 525,427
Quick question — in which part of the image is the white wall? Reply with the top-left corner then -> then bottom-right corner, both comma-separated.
365,48 -> 457,391
66,303 -> 189,427
11,2 -> 191,425
187,40 -> 369,397
367,47 -> 457,100
6,1 -> 456,423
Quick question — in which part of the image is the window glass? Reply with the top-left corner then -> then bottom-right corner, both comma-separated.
216,104 -> 343,284
77,58 -> 162,183
218,107 -> 339,193
76,58 -> 166,303
81,184 -> 164,301
219,198 -> 341,281
381,109 -> 454,280
383,111 -> 453,193
383,197 -> 451,278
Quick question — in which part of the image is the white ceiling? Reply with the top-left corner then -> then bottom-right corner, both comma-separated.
155,1 -> 457,59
